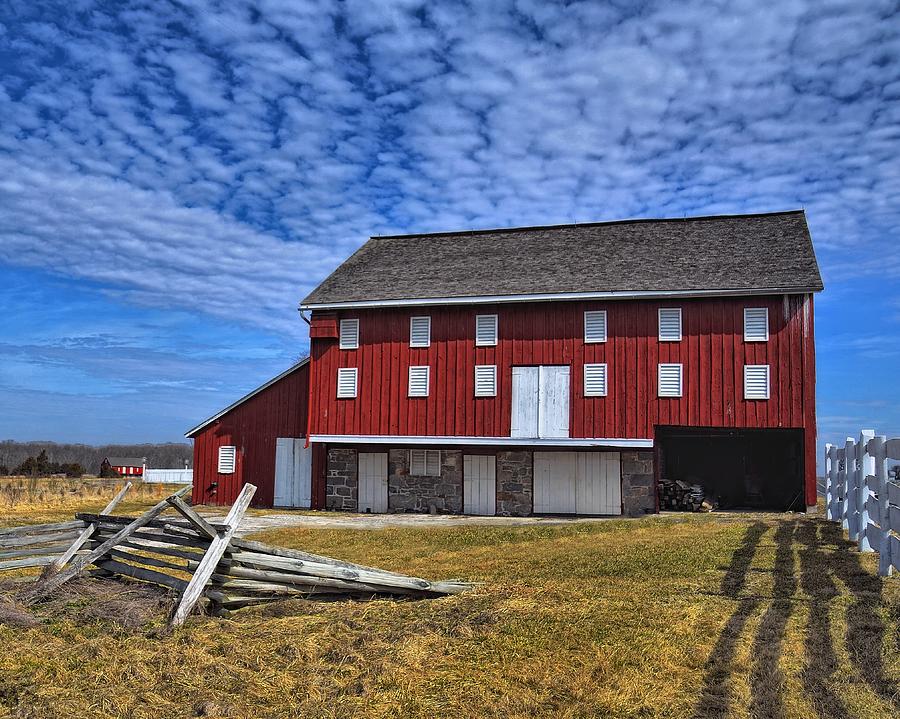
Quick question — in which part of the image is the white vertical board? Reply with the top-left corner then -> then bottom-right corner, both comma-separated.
511,366 -> 539,438
274,438 -> 311,508
534,451 -> 621,515
538,366 -> 570,439
358,452 -> 388,513
463,455 -> 496,515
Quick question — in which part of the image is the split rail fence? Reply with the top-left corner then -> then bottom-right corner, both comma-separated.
824,430 -> 900,576
0,483 -> 469,626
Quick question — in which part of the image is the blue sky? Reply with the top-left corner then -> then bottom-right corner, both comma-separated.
0,0 -> 898,453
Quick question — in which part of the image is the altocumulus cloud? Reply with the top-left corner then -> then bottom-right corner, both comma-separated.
0,0 -> 899,441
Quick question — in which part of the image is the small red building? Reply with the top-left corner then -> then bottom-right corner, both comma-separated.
101,457 -> 145,477
189,210 -> 823,515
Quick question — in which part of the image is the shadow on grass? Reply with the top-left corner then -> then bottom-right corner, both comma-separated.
694,518 -> 898,719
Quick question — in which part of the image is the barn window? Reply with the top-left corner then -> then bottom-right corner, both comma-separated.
410,316 -> 431,347
408,366 -> 430,397
339,319 -> 359,350
584,363 -> 608,396
744,365 -> 770,400
658,363 -> 683,397
475,314 -> 498,346
658,308 -> 682,341
336,368 -> 358,398
409,449 -> 441,476
584,310 -> 607,343
217,446 -> 236,474
474,365 -> 497,396
744,308 -> 769,342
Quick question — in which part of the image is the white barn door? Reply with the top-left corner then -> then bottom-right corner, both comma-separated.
358,452 -> 388,513
464,455 -> 496,515
511,365 -> 570,439
534,452 -> 621,515
274,438 -> 311,508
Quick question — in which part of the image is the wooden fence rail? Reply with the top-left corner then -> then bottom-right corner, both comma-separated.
825,430 -> 900,576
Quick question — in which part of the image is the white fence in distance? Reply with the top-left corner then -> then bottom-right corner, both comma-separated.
825,430 -> 900,577
143,468 -> 193,485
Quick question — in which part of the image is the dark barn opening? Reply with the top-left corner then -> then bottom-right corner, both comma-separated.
656,426 -> 805,511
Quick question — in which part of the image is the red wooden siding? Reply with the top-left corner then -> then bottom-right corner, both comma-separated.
191,363 -> 310,507
308,295 -> 816,440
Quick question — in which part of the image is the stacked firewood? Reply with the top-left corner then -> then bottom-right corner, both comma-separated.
658,478 -> 716,512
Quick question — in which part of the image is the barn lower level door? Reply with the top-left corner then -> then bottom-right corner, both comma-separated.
464,455 -> 496,515
533,452 -> 621,515
274,438 -> 311,508
358,452 -> 388,513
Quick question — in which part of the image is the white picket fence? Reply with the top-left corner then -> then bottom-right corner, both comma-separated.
824,430 -> 900,576
142,468 -> 193,484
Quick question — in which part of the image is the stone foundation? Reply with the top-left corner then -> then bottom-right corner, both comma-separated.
496,450 -> 533,516
621,450 -> 656,517
326,448 -> 358,511
388,449 -> 463,513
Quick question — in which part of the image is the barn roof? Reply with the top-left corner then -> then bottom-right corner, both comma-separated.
301,210 -> 822,308
105,457 -> 145,466
184,358 -> 309,438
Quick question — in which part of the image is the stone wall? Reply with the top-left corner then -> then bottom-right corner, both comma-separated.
326,447 -> 358,511
388,449 -> 463,513
496,450 -> 533,516
621,450 -> 656,517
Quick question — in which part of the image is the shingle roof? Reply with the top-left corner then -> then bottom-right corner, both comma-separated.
105,457 -> 145,467
301,210 -> 822,306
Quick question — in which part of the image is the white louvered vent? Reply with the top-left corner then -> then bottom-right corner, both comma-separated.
409,449 -> 441,476
658,363 -> 683,397
408,366 -> 430,397
475,314 -> 498,346
744,365 -> 770,400
217,446 -> 236,474
744,308 -> 769,342
474,365 -> 497,397
583,363 -> 608,397
584,310 -> 607,343
336,367 -> 358,398
658,308 -> 682,341
410,316 -> 431,347
339,318 -> 359,349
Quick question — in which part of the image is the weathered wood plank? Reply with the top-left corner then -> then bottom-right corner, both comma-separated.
93,558 -> 188,592
52,482 -> 133,569
0,530 -> 82,549
21,486 -> 191,602
226,551 -> 359,580
104,547 -> 192,573
0,542 -> 73,561
165,496 -> 221,539
75,513 -> 227,532
108,538 -> 206,562
169,484 -> 255,628
0,555 -> 56,571
93,527 -> 212,550
212,565 -> 421,594
0,520 -> 84,538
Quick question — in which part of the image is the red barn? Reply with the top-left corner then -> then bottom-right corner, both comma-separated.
188,210 -> 823,516
101,457 -> 145,477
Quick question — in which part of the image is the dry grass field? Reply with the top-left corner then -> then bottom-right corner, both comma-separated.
0,494 -> 898,719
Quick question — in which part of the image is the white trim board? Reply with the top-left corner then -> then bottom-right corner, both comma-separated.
300,286 -> 817,311
309,434 -> 653,448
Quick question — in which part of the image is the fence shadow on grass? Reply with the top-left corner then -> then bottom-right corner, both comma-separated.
693,518 -> 898,719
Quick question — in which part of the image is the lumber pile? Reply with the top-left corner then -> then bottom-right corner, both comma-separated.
658,477 -> 716,512
3,483 -> 471,626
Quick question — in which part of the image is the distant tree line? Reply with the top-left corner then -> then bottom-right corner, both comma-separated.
0,440 -> 192,477
0,449 -> 86,478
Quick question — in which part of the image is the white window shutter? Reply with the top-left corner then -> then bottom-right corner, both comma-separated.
339,318 -> 359,349
584,311 -> 607,343
410,316 -> 431,347
658,308 -> 682,341
658,363 -> 683,397
409,449 -> 440,476
336,367 -> 358,398
583,363 -> 608,396
744,308 -> 769,342
475,314 -> 498,346
744,365 -> 770,399
474,365 -> 497,396
217,446 -> 236,474
408,366 -> 430,397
